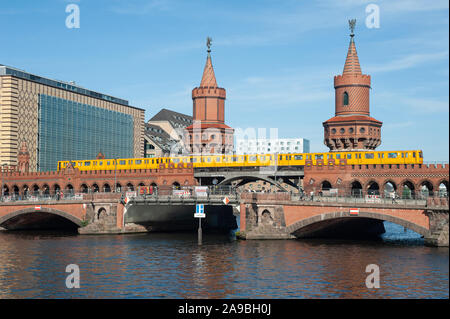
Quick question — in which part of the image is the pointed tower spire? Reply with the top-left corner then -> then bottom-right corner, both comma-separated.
343,19 -> 362,75
200,37 -> 218,87
323,19 -> 382,152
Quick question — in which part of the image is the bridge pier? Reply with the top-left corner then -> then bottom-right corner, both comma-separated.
424,210 -> 449,247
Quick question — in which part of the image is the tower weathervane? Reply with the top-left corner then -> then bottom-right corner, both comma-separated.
206,36 -> 212,54
349,19 -> 356,37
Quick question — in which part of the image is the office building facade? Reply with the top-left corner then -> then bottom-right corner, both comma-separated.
0,64 -> 145,171
235,138 -> 310,155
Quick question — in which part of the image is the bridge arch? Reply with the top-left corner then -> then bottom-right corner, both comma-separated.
320,180 -> 332,191
0,207 -> 83,230
286,211 -> 430,238
218,175 -> 286,191
419,180 -> 434,197
400,179 -> 416,198
365,180 -> 380,195
382,180 -> 397,196
350,180 -> 363,197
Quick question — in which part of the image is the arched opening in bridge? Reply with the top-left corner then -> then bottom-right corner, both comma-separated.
438,181 -> 449,197
32,184 -> 40,196
43,184 -> 50,196
150,182 -> 157,187
80,184 -> 88,193
173,182 -> 180,189
289,213 -> 427,242
402,181 -> 415,199
367,181 -> 380,196
97,207 -> 107,220
103,183 -> 111,193
420,181 -> 433,197
92,184 -> 100,193
126,183 -> 134,191
261,209 -> 273,225
383,181 -> 397,197
0,211 -> 80,231
2,185 -> 9,196
53,184 -> 61,195
351,181 -> 362,197
22,185 -> 28,197
321,181 -> 332,191
138,182 -> 145,187
65,184 -> 74,195
15,185 -> 21,198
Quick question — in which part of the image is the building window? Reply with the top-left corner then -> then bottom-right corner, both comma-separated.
340,128 -> 345,134
343,92 -> 349,106
331,128 -> 336,134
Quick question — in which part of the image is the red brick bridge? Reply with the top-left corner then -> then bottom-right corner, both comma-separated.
239,193 -> 449,246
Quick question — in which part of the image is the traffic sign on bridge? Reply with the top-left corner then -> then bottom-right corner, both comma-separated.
194,204 -> 205,218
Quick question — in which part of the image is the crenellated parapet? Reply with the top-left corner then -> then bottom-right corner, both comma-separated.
334,74 -> 371,88
192,86 -> 226,99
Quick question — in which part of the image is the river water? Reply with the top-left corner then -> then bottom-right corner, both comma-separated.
0,222 -> 448,299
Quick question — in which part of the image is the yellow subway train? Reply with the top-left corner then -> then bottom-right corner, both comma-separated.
57,150 -> 423,171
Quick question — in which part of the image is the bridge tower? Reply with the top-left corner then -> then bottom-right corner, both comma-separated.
323,20 -> 382,151
185,37 -> 234,155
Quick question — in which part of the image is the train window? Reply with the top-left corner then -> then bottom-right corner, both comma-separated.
401,153 -> 404,158
152,160 -> 155,164
120,160 -> 126,165
249,156 -> 257,162
99,161 -> 103,165
336,154 -> 341,159
136,160 -> 142,165
233,157 -> 238,162
419,151 -> 423,158
365,153 -> 374,159
327,154 -> 333,159
216,157 -> 221,162
128,160 -> 132,164
315,154 -> 323,160
107,161 -> 110,165
192,158 -> 197,163
207,158 -> 212,162
288,156 -> 291,160
388,153 -> 398,158
84,162 -> 91,166
294,155 -> 303,160
93,161 -> 97,166
405,153 -> 408,158
413,152 -> 416,158
347,154 -> 352,159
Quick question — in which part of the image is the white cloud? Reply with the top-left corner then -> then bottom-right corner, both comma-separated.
366,51 -> 448,73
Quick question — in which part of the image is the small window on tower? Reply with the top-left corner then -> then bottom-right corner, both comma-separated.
343,92 -> 349,106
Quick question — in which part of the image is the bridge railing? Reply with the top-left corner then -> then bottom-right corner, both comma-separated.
129,185 -> 240,202
290,192 -> 449,208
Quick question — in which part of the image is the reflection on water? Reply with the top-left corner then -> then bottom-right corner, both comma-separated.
0,222 -> 447,299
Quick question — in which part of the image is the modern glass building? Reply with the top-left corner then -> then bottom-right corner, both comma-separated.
0,64 -> 145,171
38,95 -> 134,171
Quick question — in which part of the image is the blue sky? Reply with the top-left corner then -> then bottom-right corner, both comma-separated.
1,0 -> 448,160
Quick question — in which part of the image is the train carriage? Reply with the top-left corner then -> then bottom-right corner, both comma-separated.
57,150 -> 423,172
